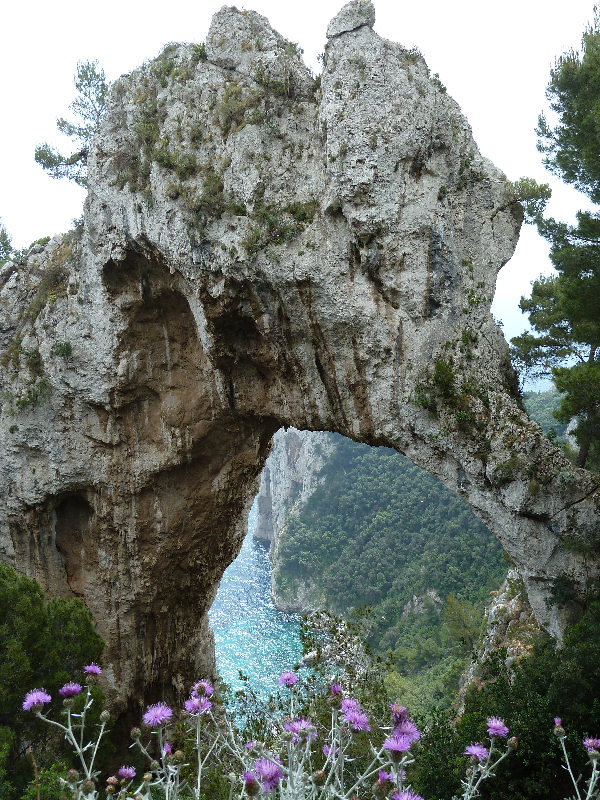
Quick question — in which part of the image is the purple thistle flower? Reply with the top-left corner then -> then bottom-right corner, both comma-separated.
465,743 -> 489,762
383,732 -> 413,753
343,707 -> 371,732
393,718 -> 421,744
191,679 -> 214,697
340,697 -> 360,713
243,771 -> 259,796
278,670 -> 298,688
184,695 -> 212,715
487,717 -> 509,738
59,682 -> 83,698
391,791 -> 424,800
253,758 -> 284,792
554,717 -> 562,726
330,683 -> 342,695
377,768 -> 405,785
163,742 -> 172,756
142,702 -> 173,727
323,744 -> 339,757
22,688 -> 52,711
84,663 -> 102,675
184,696 -> 199,714
584,737 -> 600,752
118,766 -> 136,779
284,717 -> 316,743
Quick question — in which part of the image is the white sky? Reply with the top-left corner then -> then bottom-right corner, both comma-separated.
0,0 -> 596,348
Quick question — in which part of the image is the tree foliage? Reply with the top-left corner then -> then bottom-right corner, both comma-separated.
0,219 -> 12,265
34,60 -> 108,187
0,563 -> 104,799
412,600 -> 600,800
537,7 -> 600,202
511,11 -> 600,469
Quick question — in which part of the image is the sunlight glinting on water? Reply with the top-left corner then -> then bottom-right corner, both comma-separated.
209,504 -> 303,699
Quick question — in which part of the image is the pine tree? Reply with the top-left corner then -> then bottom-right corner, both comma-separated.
34,60 -> 108,188
511,10 -> 600,470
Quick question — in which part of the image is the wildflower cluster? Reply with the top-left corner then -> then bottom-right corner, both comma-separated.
457,715 -> 516,800
23,660 -> 599,799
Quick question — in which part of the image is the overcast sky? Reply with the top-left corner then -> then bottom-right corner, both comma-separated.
0,0 -> 596,350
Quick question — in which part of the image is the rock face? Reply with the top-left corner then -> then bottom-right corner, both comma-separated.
253,427 -> 336,611
1,1 -> 599,714
254,428 -> 334,540
459,569 -> 541,710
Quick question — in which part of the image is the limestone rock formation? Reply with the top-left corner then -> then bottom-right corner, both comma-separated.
254,428 -> 335,547
253,427 -> 336,613
459,569 -> 541,710
1,1 -> 599,715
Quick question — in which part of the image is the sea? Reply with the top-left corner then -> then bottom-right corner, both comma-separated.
208,503 -> 303,699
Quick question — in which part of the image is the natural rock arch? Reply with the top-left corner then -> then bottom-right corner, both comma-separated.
0,1 -> 598,715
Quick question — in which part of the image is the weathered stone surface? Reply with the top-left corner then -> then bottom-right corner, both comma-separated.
254,428 -> 335,545
1,1 -> 599,716
326,0 -> 375,38
459,569 -> 541,710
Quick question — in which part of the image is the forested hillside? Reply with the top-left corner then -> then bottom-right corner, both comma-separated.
274,389 -> 565,712
523,388 -> 567,439
274,435 -> 507,712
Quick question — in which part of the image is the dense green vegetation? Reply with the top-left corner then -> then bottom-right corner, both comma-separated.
522,387 -> 567,440
275,435 -> 508,714
412,597 -> 600,800
0,563 -> 105,799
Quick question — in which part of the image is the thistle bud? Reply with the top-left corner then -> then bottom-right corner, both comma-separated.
150,760 -> 160,770
130,726 -> 142,739
590,750 -> 600,762
312,770 -> 326,786
106,776 -> 118,786
82,779 -> 95,794
63,698 -> 74,709
243,774 -> 260,797
554,725 -> 566,739
143,773 -> 152,782
67,769 -> 79,784
100,710 -> 110,722
508,736 -> 519,750
106,787 -> 115,795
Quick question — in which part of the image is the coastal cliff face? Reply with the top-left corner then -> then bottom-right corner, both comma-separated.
254,428 -> 335,547
1,0 -> 599,714
253,427 -> 335,612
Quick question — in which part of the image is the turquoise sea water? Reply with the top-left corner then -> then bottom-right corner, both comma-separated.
209,504 -> 303,699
